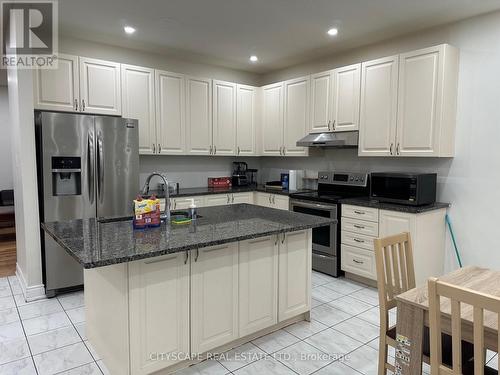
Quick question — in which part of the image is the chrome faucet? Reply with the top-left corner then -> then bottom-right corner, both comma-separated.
141,172 -> 171,223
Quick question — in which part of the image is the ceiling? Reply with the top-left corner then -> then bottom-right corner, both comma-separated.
45,0 -> 500,73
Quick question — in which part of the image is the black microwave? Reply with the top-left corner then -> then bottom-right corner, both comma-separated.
370,173 -> 437,206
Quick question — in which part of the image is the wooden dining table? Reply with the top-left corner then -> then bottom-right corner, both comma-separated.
394,266 -> 499,375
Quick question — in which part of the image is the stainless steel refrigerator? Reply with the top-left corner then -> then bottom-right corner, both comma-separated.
35,111 -> 139,297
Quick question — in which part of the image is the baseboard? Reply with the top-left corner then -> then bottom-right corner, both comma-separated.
16,263 -> 46,302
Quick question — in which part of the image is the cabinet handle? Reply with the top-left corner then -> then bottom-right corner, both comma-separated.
158,144 -> 161,154
152,144 -> 156,154
396,143 -> 400,155
353,238 -> 365,243
81,99 -> 85,112
195,248 -> 199,262
332,120 -> 336,131
174,200 -> 177,210
214,146 -> 217,155
232,194 -> 234,203
268,195 -> 272,204
327,120 -> 331,131
353,259 -> 364,264
390,143 -> 394,156
354,210 -> 365,215
353,224 -> 365,229
227,194 -> 231,204
275,235 -> 279,246
237,146 -> 240,155
272,195 -> 275,204
282,147 -> 286,156
184,251 -> 189,264
74,99 -> 78,111
281,232 -> 286,244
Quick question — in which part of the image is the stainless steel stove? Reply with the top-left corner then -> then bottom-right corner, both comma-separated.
289,171 -> 369,277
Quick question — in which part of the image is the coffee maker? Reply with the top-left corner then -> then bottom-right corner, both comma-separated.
232,162 -> 249,186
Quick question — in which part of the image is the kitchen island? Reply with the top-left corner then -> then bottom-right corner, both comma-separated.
42,204 -> 335,375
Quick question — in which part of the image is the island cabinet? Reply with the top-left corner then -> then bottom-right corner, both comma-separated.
84,230 -> 312,375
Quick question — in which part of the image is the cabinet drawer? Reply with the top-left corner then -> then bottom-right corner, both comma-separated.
342,205 -> 379,222
341,217 -> 379,237
341,231 -> 375,251
341,245 -> 376,280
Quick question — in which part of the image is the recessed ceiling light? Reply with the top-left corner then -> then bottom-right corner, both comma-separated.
124,26 -> 136,35
249,55 -> 258,62
327,28 -> 338,36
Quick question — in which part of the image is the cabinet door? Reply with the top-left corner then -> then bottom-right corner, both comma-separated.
33,53 -> 79,112
283,77 -> 309,156
213,80 -> 237,156
171,196 -> 205,210
261,82 -> 284,156
272,195 -> 290,211
310,71 -> 333,133
156,70 -> 186,154
232,192 -> 253,204
379,210 -> 415,238
255,193 -> 272,208
205,194 -> 231,207
191,243 -> 239,354
239,236 -> 278,336
331,63 -> 361,132
358,56 -> 399,157
121,64 -> 156,155
279,230 -> 311,321
129,253 -> 189,374
186,77 -> 212,155
79,57 -> 121,116
236,84 -> 257,156
396,46 -> 442,156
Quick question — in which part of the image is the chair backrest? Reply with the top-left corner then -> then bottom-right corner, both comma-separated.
428,277 -> 500,375
374,232 -> 416,325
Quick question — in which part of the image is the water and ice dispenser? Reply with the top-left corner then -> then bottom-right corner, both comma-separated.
52,157 -> 82,196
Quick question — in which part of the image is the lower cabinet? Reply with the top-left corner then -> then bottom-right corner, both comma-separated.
128,253 -> 190,374
171,196 -> 205,210
232,192 -> 253,204
205,194 -> 231,207
239,236 -> 278,336
254,192 -> 290,210
191,243 -> 239,354
278,230 -> 311,321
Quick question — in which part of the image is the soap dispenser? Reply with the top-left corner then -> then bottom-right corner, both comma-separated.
188,199 -> 197,220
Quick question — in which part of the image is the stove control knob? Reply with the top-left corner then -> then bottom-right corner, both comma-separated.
350,177 -> 354,181
355,177 -> 359,182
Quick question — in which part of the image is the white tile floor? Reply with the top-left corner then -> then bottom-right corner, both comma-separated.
0,272 -> 498,375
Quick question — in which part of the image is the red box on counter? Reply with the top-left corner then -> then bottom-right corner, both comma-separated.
208,177 -> 232,188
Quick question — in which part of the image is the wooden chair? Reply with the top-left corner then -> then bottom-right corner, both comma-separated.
374,232 -> 417,375
428,277 -> 500,375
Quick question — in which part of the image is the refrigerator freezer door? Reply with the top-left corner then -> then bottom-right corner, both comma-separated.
95,117 -> 139,218
38,111 -> 96,294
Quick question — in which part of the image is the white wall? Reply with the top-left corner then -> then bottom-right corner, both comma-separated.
261,10 -> 500,272
0,87 -> 13,190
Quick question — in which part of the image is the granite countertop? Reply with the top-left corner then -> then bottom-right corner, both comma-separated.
340,197 -> 450,214
42,204 -> 334,269
147,185 -> 308,199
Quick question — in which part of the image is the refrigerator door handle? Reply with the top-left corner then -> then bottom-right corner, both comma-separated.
97,132 -> 104,203
87,131 -> 95,204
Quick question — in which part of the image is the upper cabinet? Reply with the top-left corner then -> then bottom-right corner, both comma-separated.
331,63 -> 361,132
79,57 -> 122,116
310,71 -> 332,133
155,70 -> 186,155
358,55 -> 399,157
186,76 -> 212,155
212,80 -> 237,156
261,82 -> 284,156
359,44 -> 459,157
236,84 -> 257,156
33,53 -> 80,112
34,54 -> 122,116
121,64 -> 156,155
283,76 -> 309,156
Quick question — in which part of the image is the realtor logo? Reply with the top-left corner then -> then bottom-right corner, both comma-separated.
1,0 -> 58,68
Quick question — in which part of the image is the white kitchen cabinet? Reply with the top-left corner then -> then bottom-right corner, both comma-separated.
171,196 -> 205,210
358,55 -> 399,156
205,194 -> 231,207
283,76 -> 309,156
155,70 -> 186,155
128,253 -> 189,374
33,53 -> 80,112
239,236 -> 278,336
254,193 -> 289,210
121,64 -> 156,155
261,82 -> 284,156
236,84 -> 257,156
309,70 -> 333,133
191,243 -> 239,354
278,230 -> 311,321
79,57 -> 121,116
273,194 -> 290,210
396,44 -> 458,157
231,192 -> 253,204
331,63 -> 361,132
213,80 -> 237,155
186,76 -> 212,155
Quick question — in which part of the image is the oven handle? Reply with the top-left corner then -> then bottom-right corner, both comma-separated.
290,200 -> 337,212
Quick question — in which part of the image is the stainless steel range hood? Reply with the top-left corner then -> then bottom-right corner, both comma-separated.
296,131 -> 358,148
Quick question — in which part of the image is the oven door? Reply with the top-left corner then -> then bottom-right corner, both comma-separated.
289,199 -> 337,256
